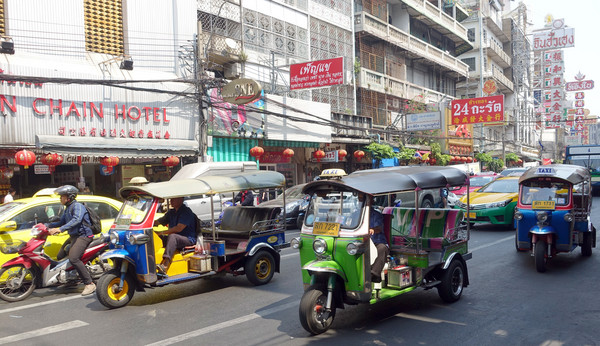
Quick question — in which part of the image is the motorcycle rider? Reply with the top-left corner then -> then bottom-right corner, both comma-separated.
47,185 -> 97,296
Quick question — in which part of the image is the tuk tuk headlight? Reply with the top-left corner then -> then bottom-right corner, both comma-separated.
313,238 -> 327,255
564,213 -> 573,222
514,211 -> 523,221
536,211 -> 548,223
346,241 -> 364,255
109,231 -> 119,245
128,233 -> 150,245
290,237 -> 301,249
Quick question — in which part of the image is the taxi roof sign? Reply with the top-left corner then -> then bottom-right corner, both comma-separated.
536,167 -> 556,175
320,168 -> 347,179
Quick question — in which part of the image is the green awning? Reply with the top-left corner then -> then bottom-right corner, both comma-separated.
208,137 -> 258,162
263,139 -> 319,148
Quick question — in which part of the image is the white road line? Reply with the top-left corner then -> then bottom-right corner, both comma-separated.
0,320 -> 88,345
146,301 -> 298,346
470,235 -> 514,252
0,295 -> 82,314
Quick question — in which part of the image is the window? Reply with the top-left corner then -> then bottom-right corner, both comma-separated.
84,0 -> 124,56
467,28 -> 475,42
461,57 -> 476,71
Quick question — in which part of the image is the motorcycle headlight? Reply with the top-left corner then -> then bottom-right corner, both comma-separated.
109,231 -> 119,245
564,213 -> 573,222
514,211 -> 523,221
313,238 -> 327,255
536,211 -> 548,223
290,237 -> 301,249
346,241 -> 364,255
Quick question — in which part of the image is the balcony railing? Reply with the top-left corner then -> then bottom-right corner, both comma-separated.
486,40 -> 511,68
355,12 -> 469,77
359,68 -> 450,104
482,67 -> 513,92
402,0 -> 469,41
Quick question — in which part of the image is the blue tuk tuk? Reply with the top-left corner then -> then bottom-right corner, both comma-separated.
515,164 -> 596,272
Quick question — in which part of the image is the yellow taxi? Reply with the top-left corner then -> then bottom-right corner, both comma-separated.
455,176 -> 520,228
0,189 -> 122,264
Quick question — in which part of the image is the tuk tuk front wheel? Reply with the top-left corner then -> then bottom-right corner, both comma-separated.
437,259 -> 465,303
96,269 -> 135,309
245,250 -> 275,285
581,232 -> 593,257
534,239 -> 547,273
299,287 -> 336,335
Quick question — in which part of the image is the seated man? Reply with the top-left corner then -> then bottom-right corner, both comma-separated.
369,202 -> 389,283
153,197 -> 197,275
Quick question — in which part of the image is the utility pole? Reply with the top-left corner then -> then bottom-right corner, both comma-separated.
195,22 -> 206,162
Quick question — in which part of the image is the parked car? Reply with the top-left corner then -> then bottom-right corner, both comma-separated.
455,176 -> 520,228
499,167 -> 528,177
260,183 -> 308,229
0,189 -> 122,264
453,172 -> 499,196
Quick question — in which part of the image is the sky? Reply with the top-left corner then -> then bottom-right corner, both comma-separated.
521,0 -> 600,118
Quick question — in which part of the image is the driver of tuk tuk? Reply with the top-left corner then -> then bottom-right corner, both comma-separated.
369,197 -> 389,283
153,197 -> 197,275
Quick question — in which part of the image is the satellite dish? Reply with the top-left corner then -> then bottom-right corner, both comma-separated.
224,38 -> 237,49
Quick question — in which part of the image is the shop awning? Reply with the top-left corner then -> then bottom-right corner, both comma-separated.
36,135 -> 198,158
263,139 -> 320,148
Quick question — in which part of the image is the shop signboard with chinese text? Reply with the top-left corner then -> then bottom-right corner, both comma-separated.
290,57 -> 344,90
450,95 -> 504,125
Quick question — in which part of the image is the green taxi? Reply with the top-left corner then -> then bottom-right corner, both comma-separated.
0,189 -> 122,264
455,176 -> 520,228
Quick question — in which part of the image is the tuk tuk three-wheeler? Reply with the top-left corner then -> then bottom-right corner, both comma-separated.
515,164 -> 596,272
290,166 -> 473,334
95,171 -> 289,308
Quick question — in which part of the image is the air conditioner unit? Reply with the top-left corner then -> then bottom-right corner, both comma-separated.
224,63 -> 242,79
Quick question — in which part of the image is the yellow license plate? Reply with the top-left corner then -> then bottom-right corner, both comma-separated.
468,212 -> 476,219
313,222 -> 340,236
532,200 -> 556,210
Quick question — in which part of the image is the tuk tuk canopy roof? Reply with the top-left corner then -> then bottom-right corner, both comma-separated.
518,164 -> 590,185
119,171 -> 286,199
303,166 -> 469,196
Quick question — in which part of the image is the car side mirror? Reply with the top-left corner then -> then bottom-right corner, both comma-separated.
0,221 -> 17,233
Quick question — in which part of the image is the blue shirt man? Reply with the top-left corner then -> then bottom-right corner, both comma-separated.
154,197 -> 197,275
369,206 -> 389,283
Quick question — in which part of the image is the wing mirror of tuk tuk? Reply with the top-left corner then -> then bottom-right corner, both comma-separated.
346,241 -> 364,255
128,233 -> 150,245
291,236 -> 302,249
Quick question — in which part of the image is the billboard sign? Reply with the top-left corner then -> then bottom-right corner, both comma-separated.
533,28 -> 575,51
450,95 -> 504,125
406,112 -> 441,131
290,57 -> 344,90
565,80 -> 594,92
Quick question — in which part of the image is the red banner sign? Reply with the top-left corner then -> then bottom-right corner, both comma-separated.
290,57 -> 344,90
450,95 -> 504,125
565,80 -> 594,92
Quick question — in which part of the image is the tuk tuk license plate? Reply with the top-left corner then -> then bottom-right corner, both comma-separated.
532,200 -> 556,210
313,222 -> 340,236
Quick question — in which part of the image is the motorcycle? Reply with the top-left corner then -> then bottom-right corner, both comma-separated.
0,223 -> 110,302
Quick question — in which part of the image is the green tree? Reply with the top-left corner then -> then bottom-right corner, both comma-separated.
397,147 -> 416,165
505,153 -> 519,163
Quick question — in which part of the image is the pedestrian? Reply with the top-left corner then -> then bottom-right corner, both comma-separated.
47,185 -> 97,296
234,190 -> 254,206
3,187 -> 16,203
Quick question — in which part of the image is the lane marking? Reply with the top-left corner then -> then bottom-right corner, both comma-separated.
0,320 -> 88,345
0,295 -> 82,314
146,301 -> 298,346
470,235 -> 514,252
395,312 -> 466,326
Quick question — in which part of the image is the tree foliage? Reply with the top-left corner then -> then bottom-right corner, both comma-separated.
505,152 -> 519,162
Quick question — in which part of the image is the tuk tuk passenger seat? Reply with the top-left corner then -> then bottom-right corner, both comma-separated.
204,206 -> 282,238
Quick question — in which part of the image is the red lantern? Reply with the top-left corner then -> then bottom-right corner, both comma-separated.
354,150 -> 365,161
15,149 -> 36,169
162,156 -> 180,167
338,149 -> 347,160
41,153 -> 63,173
250,146 -> 264,160
282,148 -> 294,159
314,149 -> 325,162
466,156 -> 473,163
100,156 -> 120,173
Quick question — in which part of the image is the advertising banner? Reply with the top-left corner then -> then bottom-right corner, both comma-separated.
533,28 -> 575,51
290,57 -> 344,90
406,112 -> 441,131
565,80 -> 594,92
450,95 -> 504,125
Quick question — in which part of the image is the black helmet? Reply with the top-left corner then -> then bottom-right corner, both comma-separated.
55,185 -> 79,201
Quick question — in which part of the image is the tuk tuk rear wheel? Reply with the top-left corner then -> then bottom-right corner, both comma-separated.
582,232 -> 593,257
535,239 -> 547,273
96,269 -> 135,309
245,250 -> 275,285
437,259 -> 465,303
299,288 -> 336,335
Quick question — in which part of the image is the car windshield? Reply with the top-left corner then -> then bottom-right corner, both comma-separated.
478,179 -> 519,193
274,185 -> 305,200
520,180 -> 570,206
470,176 -> 495,187
305,191 -> 364,230
115,195 -> 154,227
0,202 -> 24,218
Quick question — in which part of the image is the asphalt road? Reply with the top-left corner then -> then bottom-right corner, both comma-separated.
2,203 -> 600,345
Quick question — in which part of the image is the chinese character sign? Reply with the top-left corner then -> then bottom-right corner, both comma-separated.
451,95 -> 504,125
